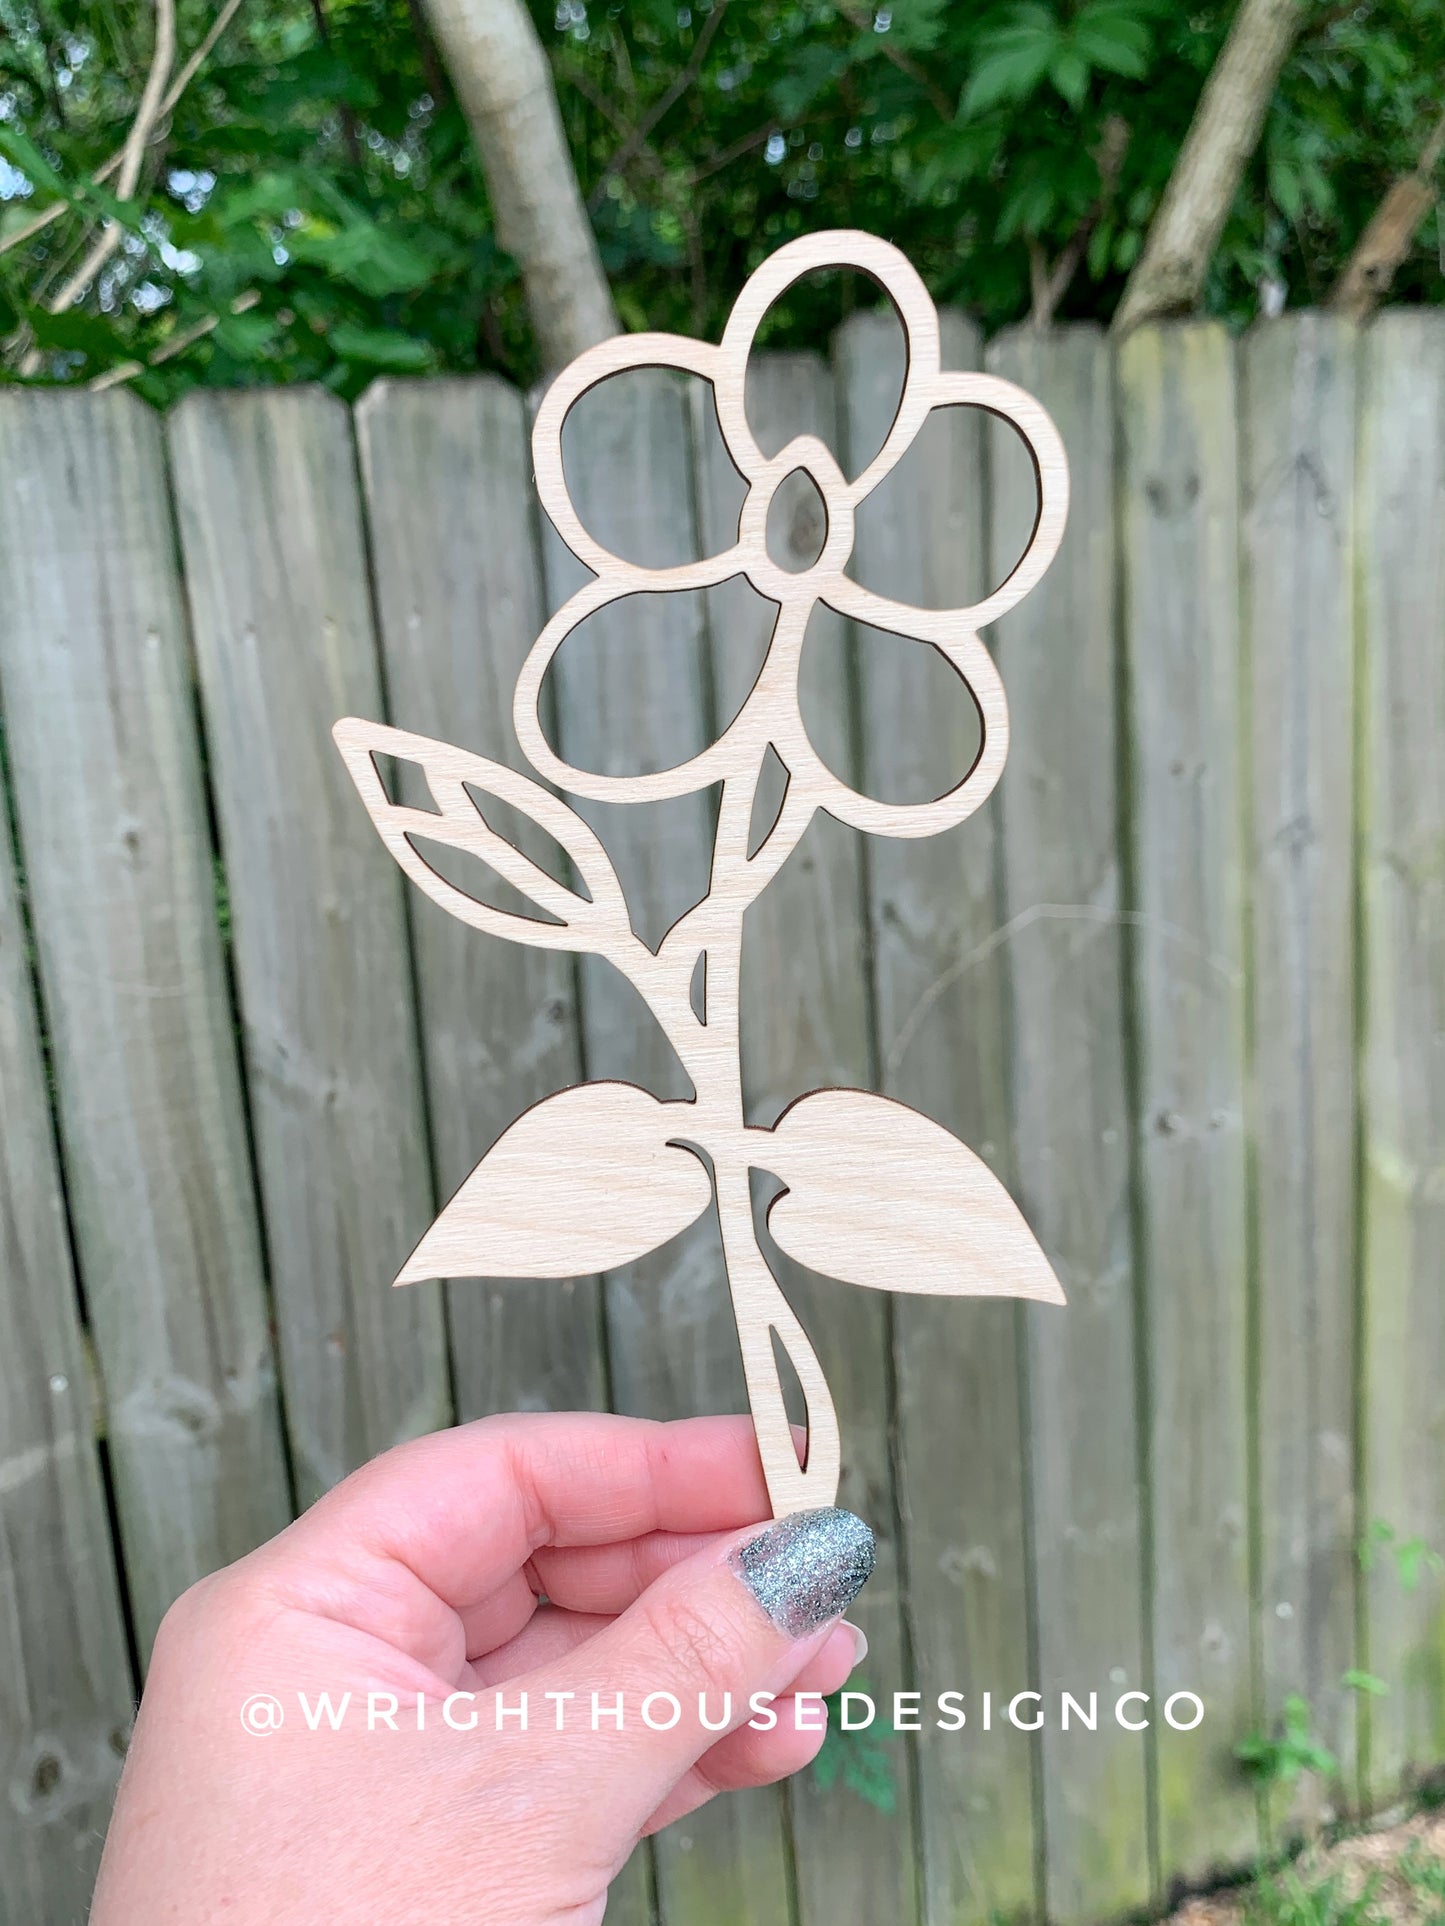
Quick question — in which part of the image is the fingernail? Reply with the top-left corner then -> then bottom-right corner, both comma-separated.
844,1621 -> 869,1667
732,1507 -> 875,1639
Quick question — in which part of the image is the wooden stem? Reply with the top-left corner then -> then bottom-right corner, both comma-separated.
714,1155 -> 841,1515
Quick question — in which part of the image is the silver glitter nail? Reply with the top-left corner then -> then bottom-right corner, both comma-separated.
732,1507 -> 875,1638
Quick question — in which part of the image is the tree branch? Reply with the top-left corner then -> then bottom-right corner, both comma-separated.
1,0 -> 231,265
1028,115 -> 1130,328
1329,105 -> 1445,323
1113,0 -> 1304,334
587,0 -> 730,211
420,0 -> 617,366
835,3 -> 953,119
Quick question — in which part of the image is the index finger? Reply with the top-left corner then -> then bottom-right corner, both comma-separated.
266,1413 -> 779,1613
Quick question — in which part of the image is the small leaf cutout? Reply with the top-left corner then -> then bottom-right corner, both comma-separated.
334,718 -> 632,956
762,1089 -> 1064,1303
396,1083 -> 711,1285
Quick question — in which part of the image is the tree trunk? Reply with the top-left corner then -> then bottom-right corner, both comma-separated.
420,0 -> 618,367
1329,109 -> 1445,324
1112,0 -> 1304,335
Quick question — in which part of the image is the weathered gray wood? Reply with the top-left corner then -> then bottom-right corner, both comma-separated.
1118,322 -> 1255,1880
168,389 -> 449,1503
1239,315 -> 1360,1822
541,367 -> 793,1924
355,375 -> 605,1421
839,308 -> 1037,1925
0,390 -> 291,1652
0,761 -> 134,1921
1356,311 -> 1445,1795
695,350 -> 919,1926
990,325 -> 1152,1920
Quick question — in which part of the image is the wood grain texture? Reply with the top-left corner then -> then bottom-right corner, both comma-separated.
168,388 -> 449,1503
0,725 -> 134,1923
990,325 -> 1152,1922
351,374 -> 604,1415
1119,322 -> 1255,1881
512,232 -> 1068,1521
539,358 -> 795,1926
1356,311 -> 1445,1794
1238,315 -> 1360,1819
694,348 -> 919,1926
0,390 -> 290,1651
839,307 -> 1039,1926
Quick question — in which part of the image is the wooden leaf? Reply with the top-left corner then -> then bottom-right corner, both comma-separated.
762,1089 -> 1065,1303
333,717 -> 633,956
395,1082 -> 711,1285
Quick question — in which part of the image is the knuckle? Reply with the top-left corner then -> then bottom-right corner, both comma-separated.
641,1592 -> 739,1701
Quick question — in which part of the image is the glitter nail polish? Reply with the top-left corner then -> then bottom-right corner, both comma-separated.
732,1507 -> 876,1639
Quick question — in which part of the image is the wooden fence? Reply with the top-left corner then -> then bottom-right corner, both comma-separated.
0,308 -> 1442,1926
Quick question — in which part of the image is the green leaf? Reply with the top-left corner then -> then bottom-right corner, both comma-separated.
770,45 -> 852,120
959,7 -> 1060,117
1341,1670 -> 1390,1697
328,323 -> 433,371
1049,46 -> 1090,109
212,310 -> 277,361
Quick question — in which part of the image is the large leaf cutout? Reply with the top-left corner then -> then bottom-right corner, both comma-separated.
334,717 -> 634,956
396,1082 -> 710,1285
761,1089 -> 1064,1303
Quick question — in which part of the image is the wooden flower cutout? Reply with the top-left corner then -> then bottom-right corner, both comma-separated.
335,230 -> 1070,1517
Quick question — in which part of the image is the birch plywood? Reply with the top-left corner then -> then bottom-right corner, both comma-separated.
355,375 -> 605,1420
168,389 -> 449,1501
1357,312 -> 1445,1793
333,233 -> 1067,1531
990,324 -> 1151,1923
695,349 -> 918,1926
1240,315 -> 1360,1819
0,736 -> 134,1924
0,390 -> 290,1653
837,306 -> 1039,1926
1119,323 -> 1254,1881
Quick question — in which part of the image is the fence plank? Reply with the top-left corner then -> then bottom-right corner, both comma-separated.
0,390 -> 291,1651
0,764 -> 134,1921
695,349 -> 920,1926
1239,315 -> 1361,1821
1356,311 -> 1445,1795
838,308 -> 1038,1925
542,366 -> 794,1925
989,325 -> 1152,1921
168,389 -> 449,1504
1119,323 -> 1255,1880
355,375 -> 604,1421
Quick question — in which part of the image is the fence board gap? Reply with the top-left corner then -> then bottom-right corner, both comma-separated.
839,307 -> 1037,1926
1239,314 -> 1362,1825
990,323 -> 1153,1923
0,710 -> 135,1918
1118,322 -> 1256,1882
355,374 -> 606,1420
168,388 -> 449,1505
1356,311 -> 1445,1797
0,390 -> 291,1652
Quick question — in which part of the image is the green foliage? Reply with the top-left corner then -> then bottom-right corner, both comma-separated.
1399,1841 -> 1445,1921
1360,1520 -> 1445,1591
1340,1669 -> 1390,1698
1237,1693 -> 1338,1791
1242,1866 -> 1387,1926
811,1679 -> 899,1812
0,0 -> 1443,395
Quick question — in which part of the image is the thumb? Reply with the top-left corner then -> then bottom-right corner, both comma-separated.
529,1506 -> 875,1835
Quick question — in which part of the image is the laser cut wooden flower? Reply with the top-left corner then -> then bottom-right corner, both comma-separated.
334,231 -> 1069,1518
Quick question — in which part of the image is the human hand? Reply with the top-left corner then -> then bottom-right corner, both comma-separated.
90,1413 -> 873,1925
